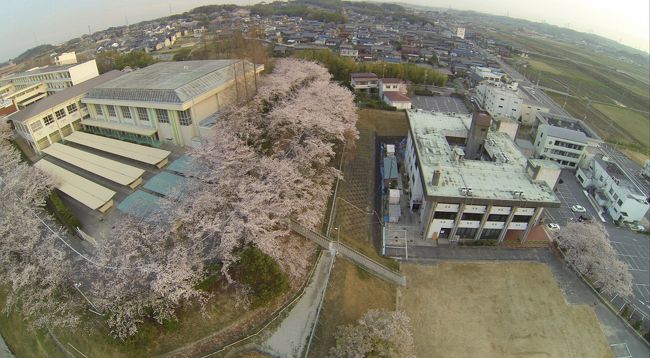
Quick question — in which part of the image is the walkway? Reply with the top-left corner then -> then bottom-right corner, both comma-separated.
262,252 -> 334,357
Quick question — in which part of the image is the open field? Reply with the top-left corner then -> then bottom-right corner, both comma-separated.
400,262 -> 612,358
332,109 -> 407,270
621,149 -> 649,166
496,33 -> 650,112
592,103 -> 650,145
307,258 -> 396,357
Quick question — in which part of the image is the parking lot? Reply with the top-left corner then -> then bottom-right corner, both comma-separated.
410,95 -> 469,114
544,169 -> 650,323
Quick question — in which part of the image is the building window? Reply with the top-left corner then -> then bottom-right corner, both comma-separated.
120,106 -> 132,119
178,109 -> 192,126
30,121 -> 43,131
54,109 -> 66,120
94,104 -> 103,117
156,109 -> 169,123
137,107 -> 149,121
43,114 -> 55,126
107,105 -> 117,118
609,188 -> 614,195
617,199 -> 623,206
66,103 -> 78,114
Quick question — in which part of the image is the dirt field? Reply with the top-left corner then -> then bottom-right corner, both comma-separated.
307,258 -> 396,357
400,262 -> 612,358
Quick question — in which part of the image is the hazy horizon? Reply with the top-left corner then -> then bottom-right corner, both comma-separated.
0,0 -> 648,62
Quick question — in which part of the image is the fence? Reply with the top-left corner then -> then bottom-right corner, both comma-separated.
290,221 -> 406,286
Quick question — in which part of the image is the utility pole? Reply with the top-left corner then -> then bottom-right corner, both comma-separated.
73,283 -> 103,316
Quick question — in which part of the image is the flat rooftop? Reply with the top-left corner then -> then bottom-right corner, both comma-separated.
84,60 -> 248,104
408,110 -> 559,205
539,112 -> 601,141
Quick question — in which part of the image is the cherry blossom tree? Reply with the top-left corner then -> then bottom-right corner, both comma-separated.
0,123 -> 82,330
329,309 -> 416,358
88,58 -> 357,338
554,221 -> 633,298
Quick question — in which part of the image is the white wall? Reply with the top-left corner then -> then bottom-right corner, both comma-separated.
68,60 -> 100,85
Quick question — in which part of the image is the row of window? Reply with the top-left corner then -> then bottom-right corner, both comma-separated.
26,102 -> 81,133
94,105 -> 193,127
11,71 -> 71,85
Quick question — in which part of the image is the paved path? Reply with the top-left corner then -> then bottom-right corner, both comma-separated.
0,334 -> 13,358
263,251 -> 334,357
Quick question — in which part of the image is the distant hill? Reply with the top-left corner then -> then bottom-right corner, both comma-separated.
11,44 -> 56,64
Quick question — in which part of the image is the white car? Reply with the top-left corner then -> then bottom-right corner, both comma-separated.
571,205 -> 587,213
547,223 -> 560,230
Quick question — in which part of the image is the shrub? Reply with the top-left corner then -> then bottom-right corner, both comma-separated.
47,191 -> 81,229
230,246 -> 289,307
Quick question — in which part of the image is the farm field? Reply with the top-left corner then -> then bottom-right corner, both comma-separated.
400,262 -> 612,358
592,104 -> 650,146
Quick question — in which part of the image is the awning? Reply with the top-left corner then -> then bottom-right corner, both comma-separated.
81,119 -> 157,136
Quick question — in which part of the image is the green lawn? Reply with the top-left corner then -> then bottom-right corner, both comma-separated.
0,291 -> 64,358
592,103 -> 650,145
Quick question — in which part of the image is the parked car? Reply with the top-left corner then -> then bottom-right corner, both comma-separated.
571,205 -> 586,213
547,223 -> 560,230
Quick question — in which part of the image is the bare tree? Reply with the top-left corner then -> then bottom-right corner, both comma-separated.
554,221 -> 633,298
329,309 -> 416,358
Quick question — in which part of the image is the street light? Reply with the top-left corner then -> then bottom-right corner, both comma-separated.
332,227 -> 340,242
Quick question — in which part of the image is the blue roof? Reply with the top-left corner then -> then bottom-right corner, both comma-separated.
383,157 -> 399,180
117,190 -> 160,217
167,155 -> 192,175
144,172 -> 187,196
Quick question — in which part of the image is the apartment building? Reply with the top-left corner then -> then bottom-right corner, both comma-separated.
8,71 -> 124,154
404,110 -> 560,244
476,83 -> 521,120
577,154 -> 649,223
533,124 -> 587,168
81,60 -> 262,147
0,60 -> 99,96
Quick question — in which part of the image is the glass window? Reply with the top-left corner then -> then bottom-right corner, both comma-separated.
617,199 -> 623,206
137,107 -> 149,121
156,109 -> 169,123
120,106 -> 132,119
54,109 -> 66,120
43,114 -> 55,126
94,104 -> 103,117
178,109 -> 192,126
30,120 -> 43,131
107,105 -> 117,117
66,103 -> 78,114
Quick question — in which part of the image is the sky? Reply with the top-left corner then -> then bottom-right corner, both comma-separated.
0,0 -> 648,61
